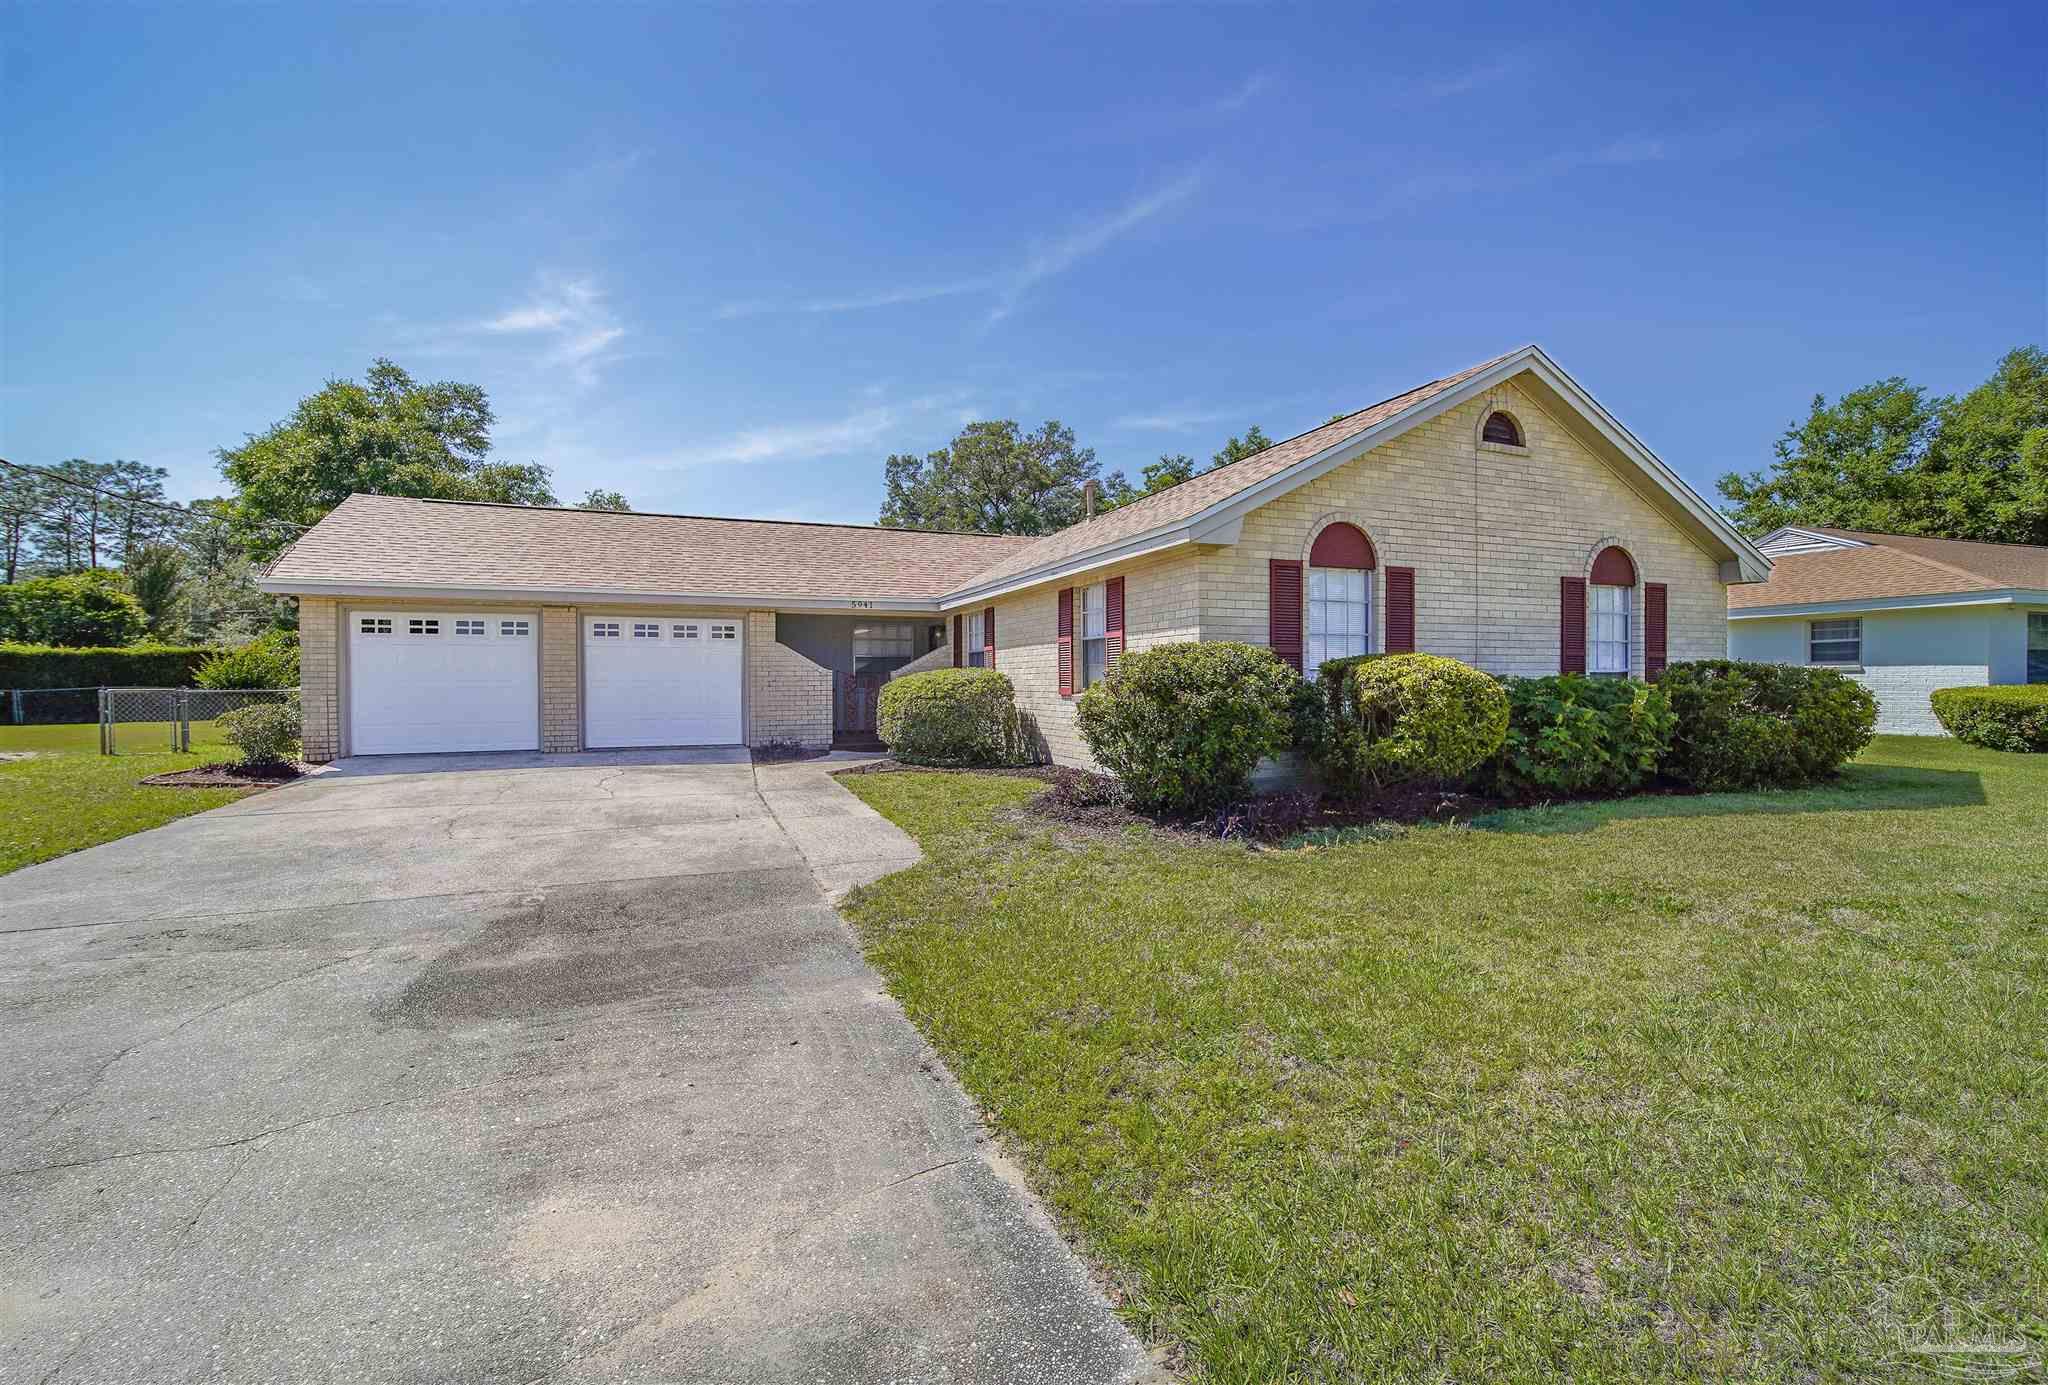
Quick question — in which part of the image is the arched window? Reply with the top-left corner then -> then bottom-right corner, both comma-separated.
1307,523 -> 1375,674
1589,546 -> 1636,675
1482,411 -> 1524,447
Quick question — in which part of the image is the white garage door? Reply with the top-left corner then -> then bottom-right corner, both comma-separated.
348,611 -> 540,755
584,616 -> 744,748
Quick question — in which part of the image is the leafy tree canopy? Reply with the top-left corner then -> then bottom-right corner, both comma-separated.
880,420 -> 1118,535
577,488 -> 632,511
217,359 -> 557,557
0,569 -> 148,646
1718,346 -> 2048,544
1102,423 -> 1280,509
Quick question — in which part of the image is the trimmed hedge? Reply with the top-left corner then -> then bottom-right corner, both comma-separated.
1076,641 -> 1297,812
1930,685 -> 2048,752
877,667 -> 1021,766
1306,652 -> 1509,793
1488,673 -> 1676,797
0,642 -> 218,691
1657,659 -> 1877,790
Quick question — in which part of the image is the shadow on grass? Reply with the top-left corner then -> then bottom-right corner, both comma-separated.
1473,763 -> 1987,836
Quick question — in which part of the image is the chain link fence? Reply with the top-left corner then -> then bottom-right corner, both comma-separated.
5,686 -> 102,726
95,687 -> 296,755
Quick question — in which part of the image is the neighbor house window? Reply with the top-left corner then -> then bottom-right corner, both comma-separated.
1307,566 -> 1369,676
1809,618 -> 1862,664
965,611 -> 986,667
1589,585 -> 1631,675
2029,613 -> 2047,683
1078,583 -> 1108,688
853,622 -> 915,675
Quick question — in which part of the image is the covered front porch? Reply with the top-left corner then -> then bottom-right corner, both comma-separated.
775,613 -> 950,745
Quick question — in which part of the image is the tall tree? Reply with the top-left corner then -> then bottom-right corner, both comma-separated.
1100,424 -> 1280,510
1718,347 -> 2047,544
0,465 -> 47,583
122,543 -> 188,638
218,358 -> 556,558
577,488 -> 632,511
101,459 -> 176,564
1211,425 -> 1276,469
28,459 -> 118,571
879,420 -> 1125,535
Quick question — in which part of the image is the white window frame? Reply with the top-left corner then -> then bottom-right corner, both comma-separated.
360,617 -> 393,636
853,621 -> 916,674
453,618 -> 487,637
499,620 -> 530,637
591,621 -> 622,639
407,617 -> 441,637
632,622 -> 661,639
1306,566 -> 1370,676
672,622 -> 700,640
964,611 -> 986,668
1808,617 -> 1862,665
1077,583 -> 1108,689
2027,611 -> 2048,684
710,622 -> 739,641
1589,584 -> 1631,675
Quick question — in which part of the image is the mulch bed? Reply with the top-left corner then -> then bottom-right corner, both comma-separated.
140,761 -> 307,789
1022,772 -> 1509,845
833,760 -> 1061,782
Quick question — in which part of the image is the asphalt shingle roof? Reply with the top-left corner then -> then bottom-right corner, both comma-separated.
264,494 -> 1033,602
1729,529 -> 2048,609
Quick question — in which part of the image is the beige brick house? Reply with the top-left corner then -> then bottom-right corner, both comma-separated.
260,345 -> 1770,765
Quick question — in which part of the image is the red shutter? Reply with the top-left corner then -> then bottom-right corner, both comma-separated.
1268,560 -> 1304,672
952,614 -> 962,668
1057,588 -> 1074,696
1385,567 -> 1416,653
1560,577 -> 1587,674
1644,582 -> 1668,681
984,606 -> 996,669
1105,576 -> 1125,667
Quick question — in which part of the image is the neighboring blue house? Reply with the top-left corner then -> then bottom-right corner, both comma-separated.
1728,527 -> 2048,734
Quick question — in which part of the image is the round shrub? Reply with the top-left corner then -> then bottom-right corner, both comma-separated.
1488,673 -> 1676,798
877,667 -> 1019,766
1930,685 -> 2048,752
1075,641 -> 1296,813
196,631 -> 300,689
1657,660 -> 1877,790
1306,652 -> 1508,794
216,695 -> 301,767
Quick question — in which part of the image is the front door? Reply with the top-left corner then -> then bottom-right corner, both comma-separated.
839,672 -> 883,735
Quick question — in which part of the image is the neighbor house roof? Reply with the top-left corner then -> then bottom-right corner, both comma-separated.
1728,527 -> 2048,614
260,493 -> 1032,609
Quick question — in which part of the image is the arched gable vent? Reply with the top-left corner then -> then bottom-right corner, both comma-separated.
1482,411 -> 1524,446
1308,523 -> 1376,568
1591,546 -> 1637,586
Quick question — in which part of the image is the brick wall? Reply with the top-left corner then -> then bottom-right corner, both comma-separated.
1203,382 -> 1728,679
540,605 -> 580,751
947,548 -> 1203,768
888,642 -> 955,680
1853,663 -> 1985,735
298,597 -> 340,761
746,612 -> 834,749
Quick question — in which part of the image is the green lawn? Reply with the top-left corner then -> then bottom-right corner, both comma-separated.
0,721 -> 251,876
839,736 -> 2048,1383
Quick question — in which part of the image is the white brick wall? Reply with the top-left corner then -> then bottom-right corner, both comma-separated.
1854,664 -> 1985,735
1204,382 -> 1728,679
747,612 -> 834,749
298,597 -> 340,761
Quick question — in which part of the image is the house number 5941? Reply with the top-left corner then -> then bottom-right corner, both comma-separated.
849,600 -> 874,608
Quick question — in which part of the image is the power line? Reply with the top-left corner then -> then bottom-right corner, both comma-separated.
0,457 -> 310,537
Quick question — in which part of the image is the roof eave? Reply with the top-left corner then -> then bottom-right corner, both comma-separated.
1727,588 -> 2045,619
256,576 -> 946,613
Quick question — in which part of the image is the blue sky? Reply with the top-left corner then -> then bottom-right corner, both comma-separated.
3,2 -> 2041,525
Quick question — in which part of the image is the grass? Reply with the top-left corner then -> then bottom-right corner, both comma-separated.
0,720 -> 251,876
839,736 -> 2048,1383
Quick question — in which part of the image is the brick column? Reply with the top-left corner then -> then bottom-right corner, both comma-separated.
540,605 -> 581,751
297,597 -> 341,761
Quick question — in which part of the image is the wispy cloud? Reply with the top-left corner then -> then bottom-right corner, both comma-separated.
658,391 -> 975,469
1112,403 -> 1254,432
712,277 -> 994,321
709,168 -> 1207,330
478,274 -> 626,384
1418,53 -> 1532,99
1358,133 -> 1676,222
986,169 -> 1205,325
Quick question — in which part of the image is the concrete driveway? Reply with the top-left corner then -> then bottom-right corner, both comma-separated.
1,751 -> 1148,1383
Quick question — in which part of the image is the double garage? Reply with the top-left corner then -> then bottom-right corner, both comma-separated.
345,609 -> 744,755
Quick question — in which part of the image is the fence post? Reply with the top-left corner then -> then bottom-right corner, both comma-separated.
99,688 -> 111,756
9,689 -> 20,725
178,690 -> 191,753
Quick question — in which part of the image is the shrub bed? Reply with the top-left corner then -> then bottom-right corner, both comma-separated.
195,631 -> 300,689
1075,641 -> 1296,812
1305,652 -> 1508,795
1487,673 -> 1676,798
877,668 -> 1020,766
217,694 -> 302,767
1657,660 -> 1876,790
1930,685 -> 2048,752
